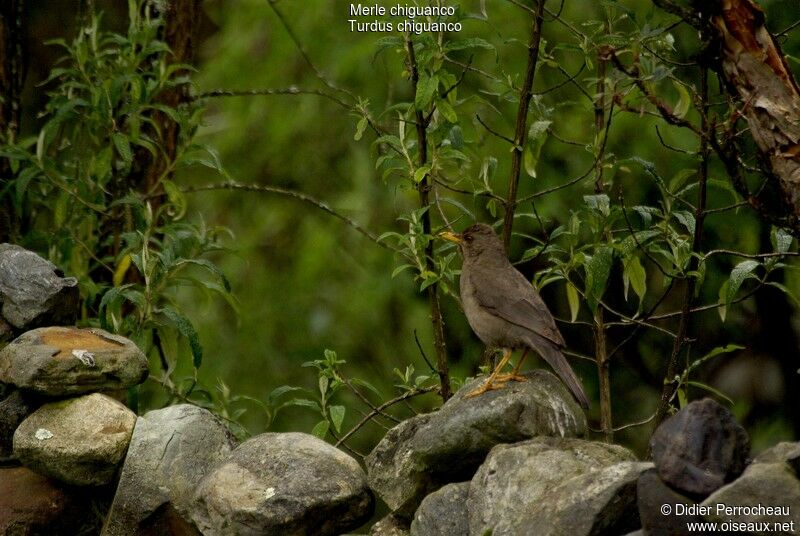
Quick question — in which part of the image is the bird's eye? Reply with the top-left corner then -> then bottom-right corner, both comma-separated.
465,235 -> 473,242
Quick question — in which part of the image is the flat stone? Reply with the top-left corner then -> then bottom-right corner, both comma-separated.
366,371 -> 586,516
468,437 -> 635,536
410,482 -> 469,536
102,404 -> 236,535
0,244 -> 79,330
0,326 -> 149,396
650,398 -> 749,497
0,466 -> 98,535
701,462 -> 800,532
13,393 -> 136,485
522,461 -> 652,536
190,432 -> 374,536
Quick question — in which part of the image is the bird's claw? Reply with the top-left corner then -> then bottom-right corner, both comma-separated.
494,373 -> 528,383
464,378 -> 507,398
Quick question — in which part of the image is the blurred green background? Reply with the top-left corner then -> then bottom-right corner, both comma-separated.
17,0 -> 800,459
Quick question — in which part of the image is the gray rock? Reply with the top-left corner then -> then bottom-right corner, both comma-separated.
701,462 -> 800,532
411,482 -> 470,536
102,404 -> 236,535
650,398 -> 749,497
522,461 -> 652,536
468,437 -> 635,536
190,432 -> 374,536
0,244 -> 79,329
13,393 -> 136,485
370,514 -> 410,536
636,468 -> 703,536
0,388 -> 42,459
0,326 -> 149,396
366,371 -> 586,516
754,441 -> 800,475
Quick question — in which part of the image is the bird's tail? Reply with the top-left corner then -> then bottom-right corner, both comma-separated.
529,336 -> 590,409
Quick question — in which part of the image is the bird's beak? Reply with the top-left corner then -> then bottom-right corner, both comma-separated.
439,231 -> 463,244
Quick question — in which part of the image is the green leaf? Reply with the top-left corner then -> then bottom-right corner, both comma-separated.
583,194 -> 610,216
112,132 -> 133,163
415,74 -> 438,110
584,246 -> 613,310
329,405 -> 346,433
523,120 -> 551,178
319,376 -> 329,398
446,38 -> 494,51
350,377 -> 382,397
566,282 -> 580,322
620,230 -> 660,257
354,117 -> 368,141
281,398 -> 319,411
672,80 -> 691,119
686,381 -> 734,406
438,100 -> 458,123
311,420 -> 330,439
623,255 -> 647,302
688,344 -> 744,373
414,165 -> 431,183
725,260 -> 760,308
449,126 -> 464,149
162,179 -> 187,219
160,306 -> 204,368
267,385 -> 305,404
771,227 -> 793,254
673,211 -> 695,235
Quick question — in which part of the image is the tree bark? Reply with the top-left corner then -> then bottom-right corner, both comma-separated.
697,0 -> 800,227
139,0 -> 202,198
0,0 -> 24,241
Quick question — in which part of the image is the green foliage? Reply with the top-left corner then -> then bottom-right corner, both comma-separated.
1,0 -> 233,422
13,0 -> 800,454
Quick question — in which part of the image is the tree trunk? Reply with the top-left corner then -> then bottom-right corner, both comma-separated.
703,0 -> 800,226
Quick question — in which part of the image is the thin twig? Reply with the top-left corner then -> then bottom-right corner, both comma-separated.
182,182 -> 406,258
475,114 -> 515,145
502,0 -> 546,250
335,386 -> 437,447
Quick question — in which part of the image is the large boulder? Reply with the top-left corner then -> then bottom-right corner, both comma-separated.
636,468 -> 702,536
650,398 -> 749,497
701,461 -> 800,531
102,404 -> 237,536
13,393 -> 136,485
189,432 -> 374,536
521,461 -> 652,535
0,466 -> 101,535
0,244 -> 78,330
0,326 -> 149,396
467,437 -> 635,536
366,371 -> 586,516
410,482 -> 470,536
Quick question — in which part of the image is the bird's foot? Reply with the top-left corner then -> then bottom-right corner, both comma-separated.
464,378 -> 507,398
494,373 -> 528,383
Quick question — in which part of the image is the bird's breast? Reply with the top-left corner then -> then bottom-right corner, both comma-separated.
460,273 -> 516,348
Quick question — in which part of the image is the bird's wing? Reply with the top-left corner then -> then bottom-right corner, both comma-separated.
471,266 -> 566,348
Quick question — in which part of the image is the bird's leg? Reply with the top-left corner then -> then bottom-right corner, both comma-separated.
496,348 -> 529,383
465,348 -> 513,398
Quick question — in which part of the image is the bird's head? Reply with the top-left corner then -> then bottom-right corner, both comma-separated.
439,223 -> 505,260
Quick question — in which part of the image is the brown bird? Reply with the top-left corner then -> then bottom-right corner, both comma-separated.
441,223 -> 590,408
